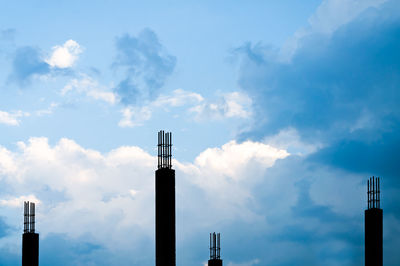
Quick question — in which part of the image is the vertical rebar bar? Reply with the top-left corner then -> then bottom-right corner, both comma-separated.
30,202 -> 35,233
368,179 -> 370,209
378,177 -> 380,209
217,233 -> 220,259
24,201 -> 28,233
373,176 -> 375,208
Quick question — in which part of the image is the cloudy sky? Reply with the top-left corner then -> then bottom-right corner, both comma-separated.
0,0 -> 399,265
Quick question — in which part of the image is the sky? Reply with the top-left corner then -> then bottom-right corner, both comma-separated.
0,0 -> 399,265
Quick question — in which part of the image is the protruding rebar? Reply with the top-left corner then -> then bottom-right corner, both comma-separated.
378,177 -> 380,208
373,177 -> 375,208
157,130 -> 172,169
367,179 -> 369,209
30,202 -> 35,233
367,176 -> 381,210
217,233 -> 221,259
24,201 -> 29,233
209,232 -> 221,260
23,201 -> 37,233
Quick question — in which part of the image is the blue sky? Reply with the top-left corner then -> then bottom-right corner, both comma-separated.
0,0 -> 399,265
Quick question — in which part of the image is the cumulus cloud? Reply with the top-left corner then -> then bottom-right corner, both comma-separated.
0,130 -> 392,265
0,110 -> 29,126
113,29 -> 176,104
177,141 -> 289,214
46,40 -> 82,69
232,0 -> 400,264
62,75 -> 116,104
237,0 -> 400,145
0,137 -> 290,265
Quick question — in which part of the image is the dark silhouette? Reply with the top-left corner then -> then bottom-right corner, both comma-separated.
22,201 -> 39,266
365,177 -> 382,266
155,131 -> 175,266
208,232 -> 222,266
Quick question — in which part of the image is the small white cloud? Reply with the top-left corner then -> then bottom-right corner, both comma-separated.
153,89 -> 204,107
129,189 -> 138,197
62,75 -> 116,104
190,91 -> 252,120
0,110 -> 29,126
46,39 -> 82,68
118,106 -> 152,128
35,102 -> 58,116
227,259 -> 260,266
86,90 -> 116,104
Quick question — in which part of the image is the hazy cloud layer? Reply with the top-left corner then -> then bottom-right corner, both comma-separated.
62,75 -> 116,104
113,29 -> 176,105
118,89 -> 252,128
0,28 -> 16,54
9,46 -> 50,85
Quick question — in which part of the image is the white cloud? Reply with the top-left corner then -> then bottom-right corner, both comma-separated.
0,110 -> 29,126
0,137 -> 371,264
175,140 -> 290,225
62,75 -> 116,104
0,137 -> 288,251
0,146 -> 17,175
0,138 -> 155,248
190,140 -> 288,179
46,39 -> 82,68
